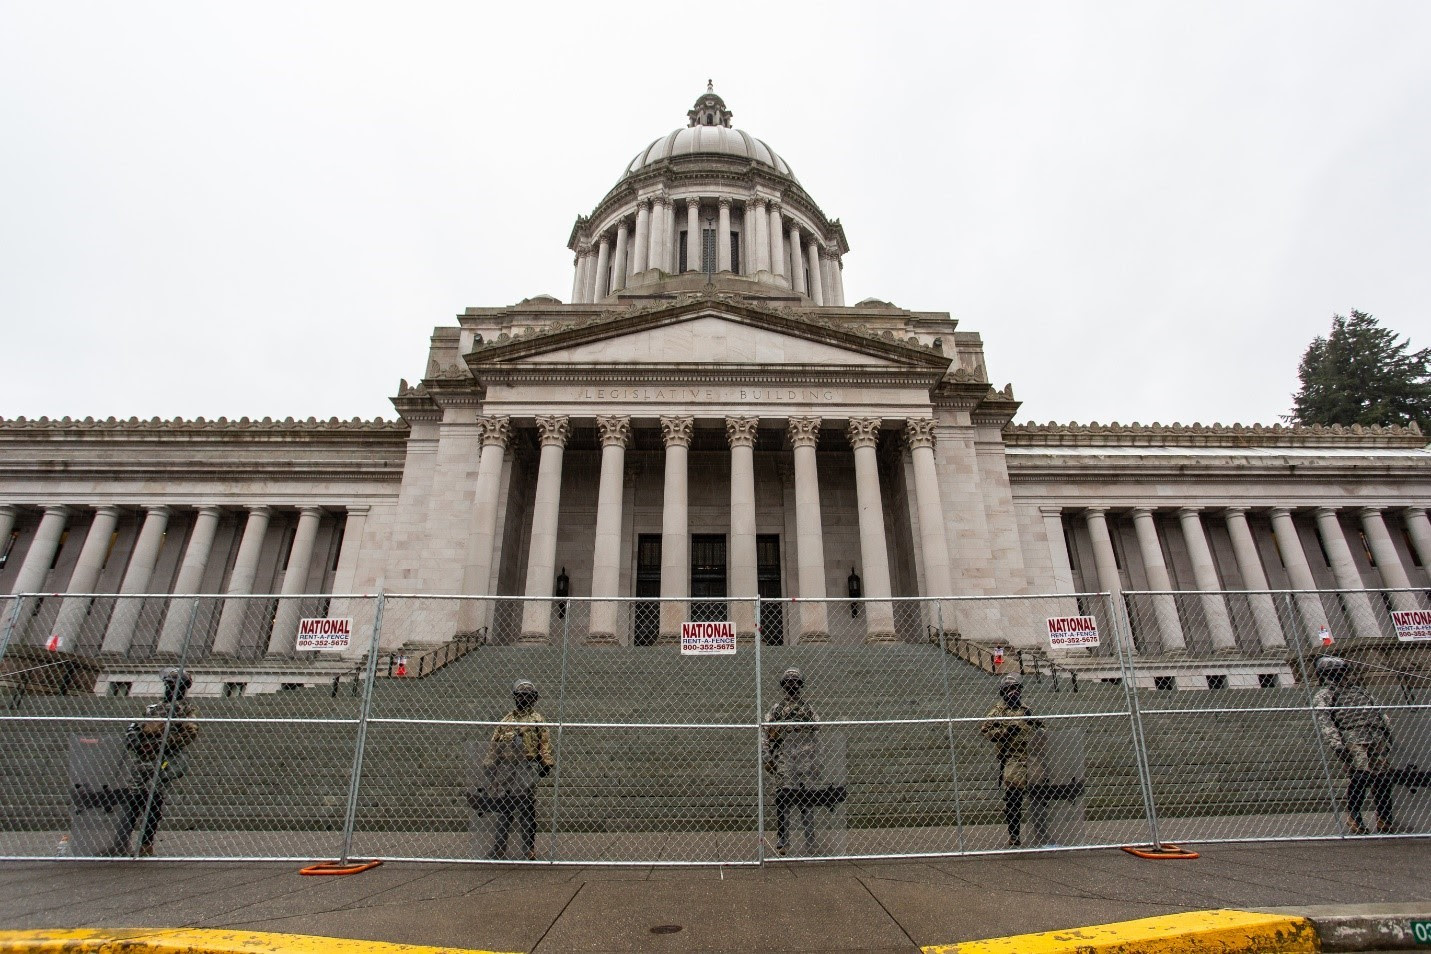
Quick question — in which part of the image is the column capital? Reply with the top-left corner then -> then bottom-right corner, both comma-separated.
1313,505 -> 1340,520
1175,506 -> 1204,520
92,505 -> 123,520
747,195 -> 767,211
1268,506 -> 1293,520
1357,505 -> 1385,519
787,221 -> 802,237
846,417 -> 882,450
576,242 -> 594,257
1222,505 -> 1249,517
1083,506 -> 1108,518
1037,505 -> 1064,517
1405,506 -> 1428,520
344,504 -> 371,517
0,504 -> 16,518
42,504 -> 72,519
596,415 -> 631,448
298,505 -> 326,519
767,199 -> 782,214
637,197 -> 652,211
194,504 -> 224,518
246,505 -> 273,518
717,195 -> 733,209
615,219 -> 630,235
685,196 -> 700,211
478,415 -> 512,448
1129,506 -> 1156,519
787,416 -> 821,447
659,415 -> 694,448
535,415 -> 571,448
725,416 -> 759,448
902,418 -> 937,450
142,504 -> 173,518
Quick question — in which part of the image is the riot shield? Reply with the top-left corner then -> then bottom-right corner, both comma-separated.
770,729 -> 847,858
68,734 -> 131,857
1028,724 -> 1086,848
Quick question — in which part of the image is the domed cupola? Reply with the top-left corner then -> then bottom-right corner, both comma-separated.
567,85 -> 849,306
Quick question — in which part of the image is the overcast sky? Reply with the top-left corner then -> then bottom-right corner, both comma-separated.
2,2 -> 1428,428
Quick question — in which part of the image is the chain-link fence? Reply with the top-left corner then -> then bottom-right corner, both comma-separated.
1,589 -> 1427,864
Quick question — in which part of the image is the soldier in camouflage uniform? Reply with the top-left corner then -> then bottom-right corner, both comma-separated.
980,673 -> 1050,847
482,679 -> 554,860
763,668 -> 821,855
120,667 -> 199,856
1313,656 -> 1395,834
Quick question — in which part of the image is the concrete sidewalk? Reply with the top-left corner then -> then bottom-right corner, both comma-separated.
1,840 -> 1428,953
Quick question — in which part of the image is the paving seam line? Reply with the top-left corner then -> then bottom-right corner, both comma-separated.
0,929 -> 521,954
921,909 -> 1318,954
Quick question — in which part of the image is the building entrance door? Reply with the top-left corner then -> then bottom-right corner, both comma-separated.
690,534 -> 727,623
757,534 -> 783,645
634,534 -> 661,647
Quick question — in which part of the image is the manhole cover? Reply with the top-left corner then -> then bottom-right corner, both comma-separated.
649,925 -> 683,935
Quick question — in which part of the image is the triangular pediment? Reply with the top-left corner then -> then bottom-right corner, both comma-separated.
465,296 -> 952,373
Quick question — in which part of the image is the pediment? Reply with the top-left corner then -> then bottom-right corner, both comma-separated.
466,297 -> 951,373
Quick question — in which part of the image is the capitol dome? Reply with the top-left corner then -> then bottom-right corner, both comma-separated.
567,84 -> 847,306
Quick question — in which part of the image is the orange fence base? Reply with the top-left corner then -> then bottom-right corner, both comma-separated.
299,859 -> 383,876
1121,844 -> 1200,860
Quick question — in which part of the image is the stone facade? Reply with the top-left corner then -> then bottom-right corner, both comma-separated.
2,88 -> 1428,684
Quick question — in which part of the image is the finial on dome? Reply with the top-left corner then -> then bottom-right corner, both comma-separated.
688,82 -> 732,128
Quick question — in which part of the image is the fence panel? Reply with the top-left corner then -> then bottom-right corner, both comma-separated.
0,593 -> 378,861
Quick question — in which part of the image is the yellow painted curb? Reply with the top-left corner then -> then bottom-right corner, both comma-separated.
0,929 -> 521,954
921,908 -> 1316,954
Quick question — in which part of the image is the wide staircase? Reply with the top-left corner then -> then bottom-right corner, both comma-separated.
0,641 -> 1354,838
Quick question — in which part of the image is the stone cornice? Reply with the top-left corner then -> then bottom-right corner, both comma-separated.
474,366 -> 945,388
465,293 -> 951,371
1005,420 -> 1427,449
0,415 -> 403,435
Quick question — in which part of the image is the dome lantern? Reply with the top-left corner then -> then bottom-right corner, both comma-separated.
688,80 -> 733,128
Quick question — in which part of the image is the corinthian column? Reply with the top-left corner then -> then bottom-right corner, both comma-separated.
211,506 -> 273,656
632,199 -> 651,274
717,198 -> 732,272
1176,507 -> 1238,653
805,238 -> 824,305
589,416 -> 630,643
788,417 -> 828,641
52,506 -> 122,652
101,505 -> 171,655
1359,507 -> 1418,612
594,236 -> 612,299
520,416 -> 571,643
268,506 -> 325,655
1315,507 -> 1382,639
1129,508 -> 1186,653
768,201 -> 786,283
1223,507 -> 1286,650
904,420 -> 952,597
611,221 -> 629,292
749,197 -> 770,275
727,417 -> 759,638
653,196 -> 671,272
1269,507 -> 1330,643
659,416 -> 693,641
11,505 -> 69,596
789,223 -> 805,295
847,418 -> 895,641
156,506 -> 221,653
685,197 -> 700,272
459,415 -> 511,633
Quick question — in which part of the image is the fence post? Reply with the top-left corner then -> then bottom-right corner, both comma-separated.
338,592 -> 385,867
935,601 -> 966,852
754,594 -> 765,864
135,597 -> 200,858
1283,593 -> 1345,836
1107,592 -> 1161,849
546,595 -> 571,863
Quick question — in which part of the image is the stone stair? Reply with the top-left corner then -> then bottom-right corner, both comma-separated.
0,642 -> 1348,835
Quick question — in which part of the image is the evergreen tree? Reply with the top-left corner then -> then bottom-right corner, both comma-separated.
1290,310 -> 1430,433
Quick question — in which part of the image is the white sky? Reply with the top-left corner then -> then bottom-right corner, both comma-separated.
2,1 -> 1428,427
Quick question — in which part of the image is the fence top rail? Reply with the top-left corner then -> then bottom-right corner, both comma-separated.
0,714 -> 362,725
1124,586 -> 1431,596
4,590 -> 1116,603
